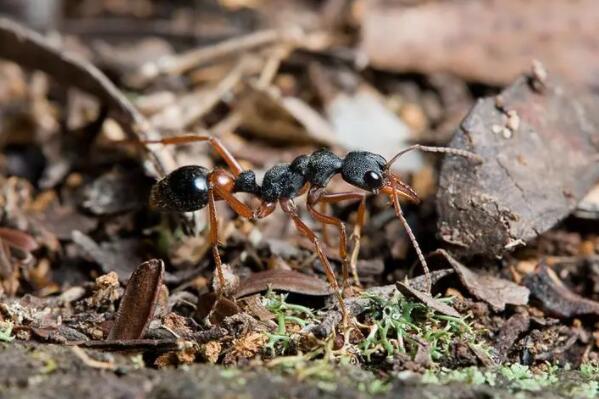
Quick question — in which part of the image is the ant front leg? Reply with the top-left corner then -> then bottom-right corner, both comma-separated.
388,181 -> 431,293
279,198 -> 349,325
207,169 -> 255,296
138,134 -> 244,176
207,187 -> 226,296
307,187 -> 367,290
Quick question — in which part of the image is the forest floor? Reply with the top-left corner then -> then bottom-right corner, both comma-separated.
0,1 -> 598,398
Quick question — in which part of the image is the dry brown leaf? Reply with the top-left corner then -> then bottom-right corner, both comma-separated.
396,281 -> 461,318
524,262 -> 599,318
235,269 -> 332,298
108,259 -> 164,340
432,250 -> 529,312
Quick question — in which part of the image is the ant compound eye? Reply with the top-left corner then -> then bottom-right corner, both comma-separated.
364,171 -> 383,189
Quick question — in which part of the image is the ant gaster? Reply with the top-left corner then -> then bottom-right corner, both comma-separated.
144,134 -> 481,322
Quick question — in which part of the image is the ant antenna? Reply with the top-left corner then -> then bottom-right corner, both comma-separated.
386,144 -> 483,170
390,181 -> 431,292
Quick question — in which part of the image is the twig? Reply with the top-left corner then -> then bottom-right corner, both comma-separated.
139,29 -> 281,81
151,57 -> 252,131
0,17 -> 175,177
257,44 -> 291,88
70,346 -> 116,370
193,326 -> 228,344
69,338 -> 184,353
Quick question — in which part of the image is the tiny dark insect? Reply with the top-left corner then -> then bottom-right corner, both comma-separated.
139,134 -> 481,322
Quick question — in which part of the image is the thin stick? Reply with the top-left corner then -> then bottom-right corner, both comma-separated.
70,346 -> 115,370
391,188 -> 431,293
150,57 -> 251,130
140,29 -> 280,80
257,44 -> 290,88
387,144 -> 482,169
0,18 -> 175,177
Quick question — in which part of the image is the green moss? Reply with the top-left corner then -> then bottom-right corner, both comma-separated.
580,361 -> 599,380
422,366 -> 496,386
358,292 -> 485,363
0,322 -> 14,343
421,363 -> 598,398
569,381 -> 598,399
262,291 -> 316,355
498,363 -> 558,391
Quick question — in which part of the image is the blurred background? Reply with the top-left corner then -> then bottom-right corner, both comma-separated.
0,0 -> 597,293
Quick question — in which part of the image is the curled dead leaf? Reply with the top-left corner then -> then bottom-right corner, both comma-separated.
431,249 -> 529,312
235,269 -> 332,298
524,262 -> 599,318
108,259 -> 164,340
396,281 -> 461,318
0,227 -> 39,252
195,292 -> 240,326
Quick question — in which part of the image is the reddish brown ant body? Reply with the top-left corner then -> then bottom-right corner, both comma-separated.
143,134 -> 481,321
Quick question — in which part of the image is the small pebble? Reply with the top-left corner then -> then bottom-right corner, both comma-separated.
507,110 -> 520,132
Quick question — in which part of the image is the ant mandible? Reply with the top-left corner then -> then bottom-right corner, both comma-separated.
142,134 -> 481,322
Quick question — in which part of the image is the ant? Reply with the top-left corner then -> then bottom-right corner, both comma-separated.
140,134 -> 481,322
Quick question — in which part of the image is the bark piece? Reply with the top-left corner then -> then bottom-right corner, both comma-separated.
524,262 -> 599,318
437,75 -> 599,258
494,312 -> 530,363
108,259 -> 164,340
432,250 -> 529,311
361,0 -> 599,87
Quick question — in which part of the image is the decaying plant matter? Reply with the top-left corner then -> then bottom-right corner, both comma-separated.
0,2 -> 598,398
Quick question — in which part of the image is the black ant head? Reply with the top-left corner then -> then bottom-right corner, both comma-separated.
341,151 -> 420,202
341,151 -> 387,192
150,165 -> 210,212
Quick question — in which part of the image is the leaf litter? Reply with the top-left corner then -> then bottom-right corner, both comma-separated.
0,2 -> 597,398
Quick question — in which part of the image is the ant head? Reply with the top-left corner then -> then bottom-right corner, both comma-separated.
341,151 -> 420,202
150,165 -> 210,212
341,151 -> 387,192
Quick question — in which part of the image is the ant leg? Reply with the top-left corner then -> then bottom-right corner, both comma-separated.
137,134 -> 244,176
348,197 -> 366,288
209,169 -> 253,219
389,187 -> 431,293
307,187 -> 367,290
387,144 -> 482,168
253,200 -> 276,219
206,169 -> 260,296
279,198 -> 349,324
319,202 -> 332,247
207,187 -> 226,296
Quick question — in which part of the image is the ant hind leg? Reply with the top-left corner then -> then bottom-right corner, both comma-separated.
131,133 -> 244,176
